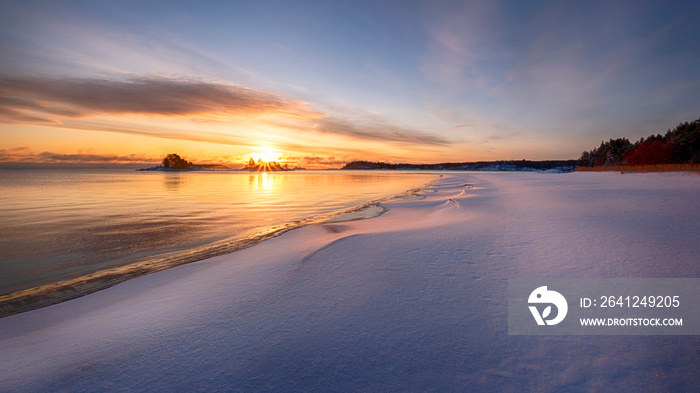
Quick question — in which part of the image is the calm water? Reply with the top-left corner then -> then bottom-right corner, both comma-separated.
0,168 -> 436,294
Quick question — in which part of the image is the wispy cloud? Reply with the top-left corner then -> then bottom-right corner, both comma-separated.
58,119 -> 261,148
37,151 -> 154,163
419,0 -> 700,141
0,147 -> 154,164
311,118 -> 450,146
281,155 -> 348,168
419,0 -> 504,88
0,76 -> 315,122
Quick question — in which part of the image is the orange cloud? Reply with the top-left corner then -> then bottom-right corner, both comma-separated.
35,151 -> 155,164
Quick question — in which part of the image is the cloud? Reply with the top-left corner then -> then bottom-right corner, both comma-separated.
58,118 -> 260,148
0,76 -> 316,122
0,147 -> 35,162
8,146 -> 30,152
36,152 -> 154,163
311,117 -> 450,146
296,156 -> 347,167
419,0 -> 504,88
0,147 -> 155,164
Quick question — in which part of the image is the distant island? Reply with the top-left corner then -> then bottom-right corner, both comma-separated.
342,159 -> 578,172
139,153 -> 230,171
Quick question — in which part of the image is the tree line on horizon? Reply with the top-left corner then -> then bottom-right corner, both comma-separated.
578,117 -> 700,167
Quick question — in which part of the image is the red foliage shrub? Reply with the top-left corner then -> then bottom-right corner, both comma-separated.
626,141 -> 677,165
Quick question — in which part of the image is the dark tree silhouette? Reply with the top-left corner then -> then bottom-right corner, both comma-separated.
162,153 -> 192,169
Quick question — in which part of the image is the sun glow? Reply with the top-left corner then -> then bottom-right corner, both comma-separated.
249,150 -> 283,163
244,149 -> 289,172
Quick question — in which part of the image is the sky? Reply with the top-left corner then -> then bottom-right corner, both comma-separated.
1,0 -> 699,168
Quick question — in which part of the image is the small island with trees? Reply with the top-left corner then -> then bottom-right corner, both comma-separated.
139,153 -> 230,171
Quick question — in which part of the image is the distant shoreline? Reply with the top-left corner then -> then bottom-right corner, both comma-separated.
342,159 -> 578,172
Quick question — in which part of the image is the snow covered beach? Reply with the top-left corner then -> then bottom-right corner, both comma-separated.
1,172 -> 699,392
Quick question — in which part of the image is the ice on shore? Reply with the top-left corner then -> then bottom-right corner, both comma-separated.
1,172 -> 699,392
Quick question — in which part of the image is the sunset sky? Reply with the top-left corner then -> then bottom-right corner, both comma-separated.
1,0 -> 699,167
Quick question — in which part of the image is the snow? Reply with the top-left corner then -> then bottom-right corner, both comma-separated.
1,172 -> 699,392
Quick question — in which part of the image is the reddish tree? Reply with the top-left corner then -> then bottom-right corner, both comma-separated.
626,141 -> 677,165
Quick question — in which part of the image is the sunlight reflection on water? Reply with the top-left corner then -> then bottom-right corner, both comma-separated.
0,168 -> 436,295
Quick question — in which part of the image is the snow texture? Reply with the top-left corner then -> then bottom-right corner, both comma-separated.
1,172 -> 699,392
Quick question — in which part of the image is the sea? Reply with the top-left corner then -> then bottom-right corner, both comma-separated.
0,167 -> 437,295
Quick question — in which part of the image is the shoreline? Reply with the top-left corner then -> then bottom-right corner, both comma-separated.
0,175 -> 441,318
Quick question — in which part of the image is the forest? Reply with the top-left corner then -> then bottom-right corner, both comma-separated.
578,117 -> 700,167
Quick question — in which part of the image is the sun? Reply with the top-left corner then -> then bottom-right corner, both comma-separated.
249,150 -> 283,163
